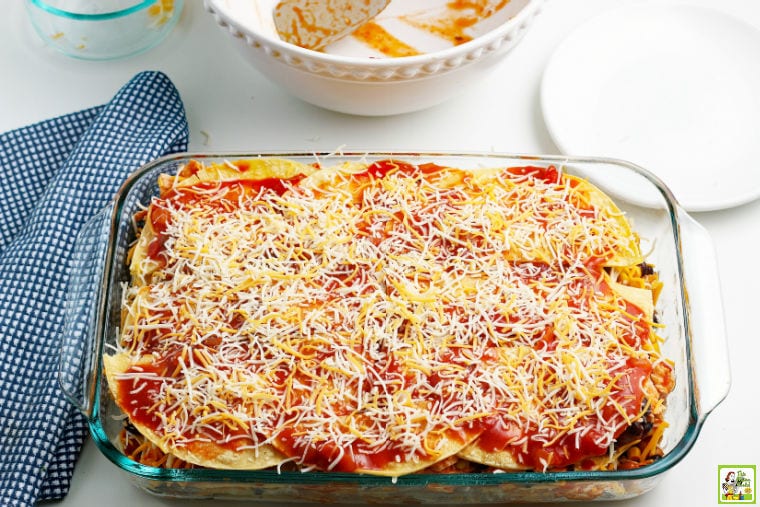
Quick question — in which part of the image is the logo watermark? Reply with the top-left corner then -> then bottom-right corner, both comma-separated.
719,465 -> 756,504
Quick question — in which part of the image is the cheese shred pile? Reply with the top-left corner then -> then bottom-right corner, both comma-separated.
106,158 -> 674,475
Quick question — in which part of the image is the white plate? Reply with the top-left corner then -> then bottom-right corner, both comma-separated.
541,3 -> 760,211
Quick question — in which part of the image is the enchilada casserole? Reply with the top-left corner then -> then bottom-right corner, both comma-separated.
104,157 -> 674,476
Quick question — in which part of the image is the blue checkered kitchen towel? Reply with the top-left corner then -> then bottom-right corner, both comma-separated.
0,71 -> 188,506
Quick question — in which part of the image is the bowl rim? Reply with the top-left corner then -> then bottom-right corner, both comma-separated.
27,0 -> 162,20
204,0 -> 545,69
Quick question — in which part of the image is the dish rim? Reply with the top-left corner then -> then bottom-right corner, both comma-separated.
27,0 -> 161,20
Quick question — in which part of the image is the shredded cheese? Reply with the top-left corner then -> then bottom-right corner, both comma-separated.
110,159 -> 669,473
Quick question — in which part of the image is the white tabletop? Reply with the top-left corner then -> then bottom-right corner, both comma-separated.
2,1 -> 758,506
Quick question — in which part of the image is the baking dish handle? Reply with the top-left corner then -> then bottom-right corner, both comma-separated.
678,210 -> 731,422
59,204 -> 113,418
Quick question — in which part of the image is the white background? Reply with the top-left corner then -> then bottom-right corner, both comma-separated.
1,1 -> 758,506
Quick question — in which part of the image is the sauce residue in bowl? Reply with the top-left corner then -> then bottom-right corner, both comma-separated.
351,21 -> 422,57
348,0 -> 513,57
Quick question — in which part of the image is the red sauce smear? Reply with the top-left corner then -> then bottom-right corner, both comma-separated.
352,0 -> 512,55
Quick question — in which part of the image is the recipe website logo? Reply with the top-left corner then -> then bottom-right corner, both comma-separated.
719,465 -> 756,504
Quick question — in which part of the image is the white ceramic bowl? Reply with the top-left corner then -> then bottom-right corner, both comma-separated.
204,0 -> 544,115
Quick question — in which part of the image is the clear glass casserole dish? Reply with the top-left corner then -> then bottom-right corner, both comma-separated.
60,152 -> 730,503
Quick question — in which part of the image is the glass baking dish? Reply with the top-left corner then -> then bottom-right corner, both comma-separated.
60,152 -> 730,503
